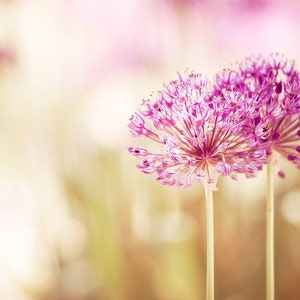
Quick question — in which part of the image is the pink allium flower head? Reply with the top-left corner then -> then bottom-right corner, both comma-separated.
128,72 -> 269,187
216,53 -> 300,177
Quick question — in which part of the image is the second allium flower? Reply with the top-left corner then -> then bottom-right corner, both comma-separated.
128,72 -> 269,187
215,54 -> 300,177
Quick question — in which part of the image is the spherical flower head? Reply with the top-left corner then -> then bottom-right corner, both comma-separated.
216,54 -> 300,177
128,72 -> 269,188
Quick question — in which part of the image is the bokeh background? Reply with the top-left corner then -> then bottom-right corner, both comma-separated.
1,0 -> 300,299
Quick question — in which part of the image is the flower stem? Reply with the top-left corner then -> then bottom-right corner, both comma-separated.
266,161 -> 274,300
204,185 -> 214,300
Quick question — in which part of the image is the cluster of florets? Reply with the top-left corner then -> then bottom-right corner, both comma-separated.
215,54 -> 300,177
128,54 -> 300,187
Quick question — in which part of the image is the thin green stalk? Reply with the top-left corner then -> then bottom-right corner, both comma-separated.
204,185 -> 214,300
266,161 -> 274,300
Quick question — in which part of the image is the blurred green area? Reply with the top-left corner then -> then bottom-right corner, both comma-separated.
0,1 -> 300,300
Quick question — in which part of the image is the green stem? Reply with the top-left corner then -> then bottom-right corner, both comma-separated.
266,161 -> 274,300
204,185 -> 214,300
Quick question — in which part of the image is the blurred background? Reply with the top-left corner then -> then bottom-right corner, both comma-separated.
0,0 -> 300,299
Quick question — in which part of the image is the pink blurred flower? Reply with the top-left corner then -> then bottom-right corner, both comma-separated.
64,0 -> 180,89
211,0 -> 300,61
0,46 -> 15,65
128,72 -> 268,187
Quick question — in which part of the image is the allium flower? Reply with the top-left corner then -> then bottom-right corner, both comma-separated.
128,72 -> 269,187
215,54 -> 300,177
